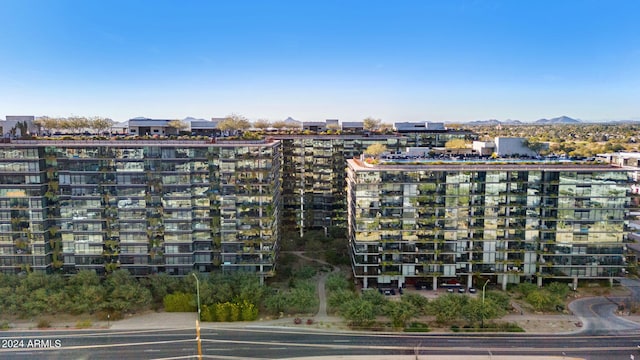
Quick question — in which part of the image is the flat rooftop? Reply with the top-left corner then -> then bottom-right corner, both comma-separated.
348,158 -> 622,172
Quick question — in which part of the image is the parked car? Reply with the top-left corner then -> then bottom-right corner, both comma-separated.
458,287 -> 466,293
380,288 -> 396,296
469,287 -> 477,293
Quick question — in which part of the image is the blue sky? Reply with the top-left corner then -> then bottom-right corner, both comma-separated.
1,0 -> 638,123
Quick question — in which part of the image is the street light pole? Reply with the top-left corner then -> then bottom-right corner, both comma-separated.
191,273 -> 202,360
482,279 -> 490,329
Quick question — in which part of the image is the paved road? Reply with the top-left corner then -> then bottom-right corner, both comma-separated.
1,327 -> 640,359
570,297 -> 640,335
568,278 -> 640,335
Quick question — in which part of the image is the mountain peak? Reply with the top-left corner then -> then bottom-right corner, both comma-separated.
535,116 -> 580,124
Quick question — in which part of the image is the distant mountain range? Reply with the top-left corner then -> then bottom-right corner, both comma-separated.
466,116 -> 580,126
535,116 -> 581,124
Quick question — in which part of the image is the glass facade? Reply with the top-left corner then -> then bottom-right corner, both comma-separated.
346,159 -> 631,289
0,140 -> 281,280
276,135 -> 408,231
274,130 -> 476,233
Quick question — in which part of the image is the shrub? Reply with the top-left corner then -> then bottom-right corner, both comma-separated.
37,319 -> 51,328
239,301 -> 258,321
163,292 -> 196,312
201,301 -> 258,322
457,322 -> 525,333
486,291 -> 511,310
214,302 -> 231,322
328,289 -> 357,313
325,273 -> 350,292
547,282 -> 570,298
404,322 -> 430,333
525,290 -> 560,312
516,283 -> 538,296
229,302 -> 241,322
201,305 -> 215,322
75,320 -> 92,329
294,266 -> 317,280
401,293 -> 430,315
264,292 -> 288,315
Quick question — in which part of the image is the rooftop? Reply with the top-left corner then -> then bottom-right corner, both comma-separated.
348,157 -> 621,172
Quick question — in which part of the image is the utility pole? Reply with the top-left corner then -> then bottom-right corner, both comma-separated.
300,188 -> 304,238
482,279 -> 490,328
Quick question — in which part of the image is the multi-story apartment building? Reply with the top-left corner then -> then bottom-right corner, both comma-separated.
347,157 -> 631,290
394,121 -> 477,148
275,135 -> 409,231
0,139 -> 281,281
275,126 -> 477,233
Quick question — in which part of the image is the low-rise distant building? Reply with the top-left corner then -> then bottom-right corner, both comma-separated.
342,121 -> 364,133
302,121 -> 327,132
494,137 -> 537,157
394,122 -> 446,132
472,141 -> 496,156
128,118 -> 173,136
1,116 -> 37,137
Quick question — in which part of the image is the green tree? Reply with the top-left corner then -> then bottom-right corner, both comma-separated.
461,297 -> 504,326
163,292 -> 196,312
264,291 -> 288,314
401,293 -> 430,315
325,273 -> 350,292
516,283 -> 538,296
525,289 -> 559,311
102,270 -> 152,313
202,273 -> 233,304
427,293 -> 467,323
546,282 -> 570,298
486,290 -> 511,310
385,300 -> 418,328
342,298 -> 375,327
234,274 -> 265,306
328,289 -> 358,312
288,285 -> 319,313
141,273 -> 180,309
67,270 -> 105,314
361,289 -> 388,315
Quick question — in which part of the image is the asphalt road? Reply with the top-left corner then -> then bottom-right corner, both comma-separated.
1,326 -> 640,360
4,278 -> 640,360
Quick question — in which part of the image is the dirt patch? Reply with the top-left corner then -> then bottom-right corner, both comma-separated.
509,318 -> 580,333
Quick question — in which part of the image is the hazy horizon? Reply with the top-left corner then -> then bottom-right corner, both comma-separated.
1,0 -> 638,123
